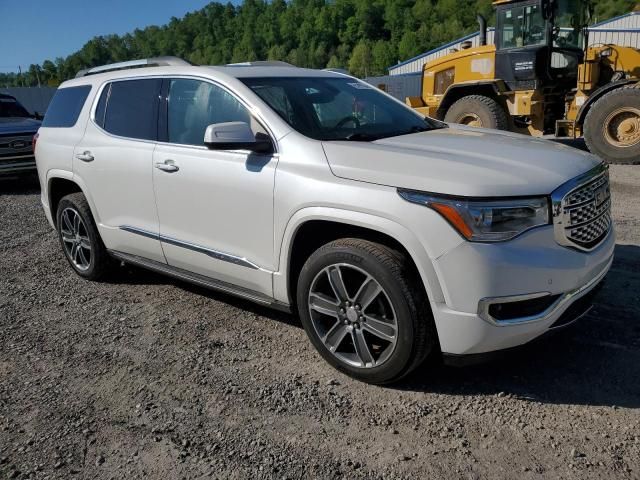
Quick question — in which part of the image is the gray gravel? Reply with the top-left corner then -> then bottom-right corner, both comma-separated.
1,167 -> 639,480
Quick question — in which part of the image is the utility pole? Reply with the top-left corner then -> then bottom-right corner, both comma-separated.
18,66 -> 23,87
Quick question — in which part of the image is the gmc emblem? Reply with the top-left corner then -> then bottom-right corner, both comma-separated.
9,140 -> 28,149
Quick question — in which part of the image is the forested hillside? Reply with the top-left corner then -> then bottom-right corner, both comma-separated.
1,0 -> 637,87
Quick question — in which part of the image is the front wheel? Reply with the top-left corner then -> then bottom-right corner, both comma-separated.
583,86 -> 640,164
297,238 -> 437,384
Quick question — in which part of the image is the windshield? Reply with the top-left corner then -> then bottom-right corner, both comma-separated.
497,3 -> 546,49
0,95 -> 31,118
241,77 -> 445,141
553,0 -> 587,49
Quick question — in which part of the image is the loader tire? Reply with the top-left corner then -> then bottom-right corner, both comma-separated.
444,95 -> 510,130
583,86 -> 640,165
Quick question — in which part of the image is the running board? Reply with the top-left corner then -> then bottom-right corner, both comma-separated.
108,250 -> 291,313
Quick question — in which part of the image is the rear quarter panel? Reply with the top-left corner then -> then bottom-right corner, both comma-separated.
35,84 -> 96,215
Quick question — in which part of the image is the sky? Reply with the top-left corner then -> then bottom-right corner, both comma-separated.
0,0 -> 241,73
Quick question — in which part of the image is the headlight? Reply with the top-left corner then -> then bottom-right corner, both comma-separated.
398,189 -> 550,242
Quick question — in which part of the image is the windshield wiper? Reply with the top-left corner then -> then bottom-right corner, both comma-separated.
329,132 -> 382,142
383,123 -> 448,139
329,123 -> 447,142
346,132 -> 382,141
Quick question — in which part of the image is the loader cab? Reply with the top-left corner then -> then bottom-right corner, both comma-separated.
494,0 -> 589,91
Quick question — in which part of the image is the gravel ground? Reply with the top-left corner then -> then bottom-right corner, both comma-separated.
1,166 -> 639,480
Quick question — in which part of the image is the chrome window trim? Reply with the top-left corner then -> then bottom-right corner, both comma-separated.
551,163 -> 611,252
89,74 -> 279,154
119,225 -> 265,271
478,255 -> 612,326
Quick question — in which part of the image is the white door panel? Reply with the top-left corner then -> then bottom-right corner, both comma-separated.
74,123 -> 165,263
153,145 -> 276,295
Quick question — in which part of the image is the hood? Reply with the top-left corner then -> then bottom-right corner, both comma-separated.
322,125 -> 601,197
0,117 -> 41,135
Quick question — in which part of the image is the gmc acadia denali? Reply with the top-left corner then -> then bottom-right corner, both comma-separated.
34,57 -> 614,384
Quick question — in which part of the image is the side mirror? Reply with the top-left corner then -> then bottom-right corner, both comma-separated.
34,111 -> 44,121
204,121 -> 273,154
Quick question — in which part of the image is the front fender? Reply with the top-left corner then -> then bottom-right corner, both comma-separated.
576,79 -> 637,125
273,206 -> 446,306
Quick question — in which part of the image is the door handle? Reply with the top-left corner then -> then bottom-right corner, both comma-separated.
76,151 -> 94,162
155,159 -> 179,173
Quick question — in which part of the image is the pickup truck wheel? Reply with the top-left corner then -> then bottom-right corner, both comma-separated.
444,95 -> 509,130
297,238 -> 436,384
583,86 -> 640,164
56,192 -> 111,280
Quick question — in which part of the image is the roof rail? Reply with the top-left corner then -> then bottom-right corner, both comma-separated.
323,68 -> 350,75
75,56 -> 194,78
225,61 -> 295,67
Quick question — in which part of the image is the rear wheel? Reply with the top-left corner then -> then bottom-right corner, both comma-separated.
444,95 -> 510,130
584,86 -> 640,164
56,192 -> 112,280
297,238 -> 437,384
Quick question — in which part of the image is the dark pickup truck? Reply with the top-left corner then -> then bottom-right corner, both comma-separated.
0,93 -> 41,175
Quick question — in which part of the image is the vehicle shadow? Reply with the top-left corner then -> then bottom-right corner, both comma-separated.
0,173 -> 40,195
108,243 -> 640,408
397,243 -> 640,408
106,262 -> 301,329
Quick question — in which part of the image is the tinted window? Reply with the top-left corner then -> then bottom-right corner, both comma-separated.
41,86 -> 91,128
0,95 -> 31,118
103,79 -> 161,140
167,79 -> 252,146
242,77 -> 444,141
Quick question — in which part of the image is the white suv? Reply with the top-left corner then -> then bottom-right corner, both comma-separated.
35,57 -> 614,384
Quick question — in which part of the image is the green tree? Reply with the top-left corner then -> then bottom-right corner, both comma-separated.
349,41 -> 372,77
0,0 -> 633,85
372,40 -> 396,75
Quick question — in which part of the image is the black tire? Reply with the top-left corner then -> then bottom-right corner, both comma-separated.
583,86 -> 640,165
444,94 -> 510,130
56,192 -> 112,280
297,238 -> 437,385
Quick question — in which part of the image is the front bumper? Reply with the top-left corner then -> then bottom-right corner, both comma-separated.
429,225 -> 615,355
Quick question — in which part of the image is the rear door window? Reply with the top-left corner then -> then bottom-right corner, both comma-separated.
41,86 -> 91,128
102,79 -> 161,141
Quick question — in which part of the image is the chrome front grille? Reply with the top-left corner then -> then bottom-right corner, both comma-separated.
0,134 -> 34,159
552,164 -> 612,251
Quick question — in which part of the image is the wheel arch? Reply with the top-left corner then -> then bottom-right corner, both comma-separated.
275,208 -> 445,309
47,172 -> 99,228
576,79 -> 638,126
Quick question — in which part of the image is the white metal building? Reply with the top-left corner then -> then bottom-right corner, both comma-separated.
388,11 -> 640,76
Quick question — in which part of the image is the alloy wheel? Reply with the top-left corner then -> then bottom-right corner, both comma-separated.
60,207 -> 92,271
307,263 -> 398,368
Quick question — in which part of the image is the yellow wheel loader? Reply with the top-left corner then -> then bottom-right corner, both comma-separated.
407,0 -> 640,164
